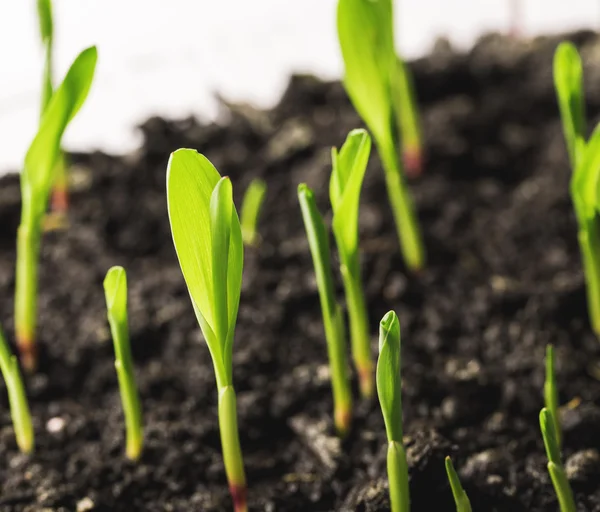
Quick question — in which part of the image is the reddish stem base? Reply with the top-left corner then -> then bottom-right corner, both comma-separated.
403,148 -> 423,179
229,483 -> 248,512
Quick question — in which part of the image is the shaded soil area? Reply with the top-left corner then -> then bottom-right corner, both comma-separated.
1,32 -> 600,511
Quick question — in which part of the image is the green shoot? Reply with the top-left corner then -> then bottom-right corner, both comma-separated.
240,178 -> 267,246
330,129 -> 373,398
103,266 -> 143,461
553,42 -> 600,337
376,311 -> 409,512
393,57 -> 424,178
0,325 -> 34,454
298,184 -> 353,436
540,408 -> 576,512
36,0 -> 69,221
545,345 -> 561,448
15,46 -> 97,372
337,0 -> 425,271
445,457 -> 472,512
167,149 -> 247,512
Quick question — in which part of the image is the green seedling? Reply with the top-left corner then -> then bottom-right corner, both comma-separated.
167,149 -> 247,512
15,46 -> 97,372
540,408 -> 576,512
298,184 -> 353,435
553,42 -> 600,337
376,311 -> 409,512
545,345 -> 561,448
0,325 -> 34,454
37,0 -> 69,221
393,58 -> 423,178
337,0 -> 425,271
445,456 -> 472,512
240,178 -> 267,246
330,129 -> 373,398
103,266 -> 143,461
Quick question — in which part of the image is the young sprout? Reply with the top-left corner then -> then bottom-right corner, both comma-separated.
167,149 -> 247,512
240,178 -> 267,246
445,456 -> 472,512
103,266 -> 143,461
36,0 -> 69,221
337,0 -> 425,271
0,325 -> 34,454
545,345 -> 561,448
14,46 -> 97,372
393,58 -> 424,178
540,408 -> 576,512
298,184 -> 353,436
376,311 -> 409,512
330,129 -> 373,398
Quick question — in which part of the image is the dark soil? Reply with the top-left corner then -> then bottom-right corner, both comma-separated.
1,31 -> 600,511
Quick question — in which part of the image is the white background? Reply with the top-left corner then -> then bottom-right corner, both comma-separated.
0,0 -> 598,172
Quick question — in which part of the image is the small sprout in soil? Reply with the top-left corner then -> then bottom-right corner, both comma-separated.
393,57 -> 424,178
330,129 -> 373,398
0,325 -> 34,454
298,183 -> 353,435
337,0 -> 425,271
167,149 -> 247,512
539,408 -> 576,512
376,311 -> 409,512
445,456 -> 472,512
544,345 -> 561,448
103,266 -> 143,461
15,46 -> 97,372
36,0 -> 69,223
240,178 -> 267,246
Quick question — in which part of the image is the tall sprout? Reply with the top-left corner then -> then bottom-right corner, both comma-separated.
15,46 -> 98,371
167,149 -> 247,512
337,0 -> 425,271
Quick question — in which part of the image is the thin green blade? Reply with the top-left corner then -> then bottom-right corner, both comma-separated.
445,457 -> 472,512
540,407 -> 562,466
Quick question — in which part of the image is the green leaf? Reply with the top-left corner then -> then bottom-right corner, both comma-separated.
337,0 -> 395,145
330,129 -> 371,257
104,266 -> 127,327
540,407 -> 562,466
23,46 -> 97,222
572,122 -> 600,220
544,345 -> 561,449
167,149 -> 243,386
240,178 -> 267,246
445,457 -> 472,512
376,310 -> 403,442
548,462 -> 577,512
554,42 -> 586,170
36,0 -> 53,43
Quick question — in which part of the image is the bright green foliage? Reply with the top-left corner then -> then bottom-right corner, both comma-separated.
37,0 -> 54,114
337,0 -> 424,271
15,46 -> 97,371
544,345 -> 561,448
554,42 -> 585,170
376,311 -> 409,512
540,408 -> 576,512
167,149 -> 247,511
392,58 -> 423,178
103,266 -> 143,461
298,183 -> 352,435
0,326 -> 34,454
553,42 -> 600,337
445,457 -> 472,512
240,178 -> 267,246
330,129 -> 373,397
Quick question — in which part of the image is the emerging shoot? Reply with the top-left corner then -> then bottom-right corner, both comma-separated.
240,178 -> 267,246
337,0 -> 425,271
298,184 -> 352,435
167,149 -> 247,512
445,456 -> 472,512
103,266 -> 143,461
540,408 -> 576,512
376,311 -> 409,512
553,42 -> 600,337
0,325 -> 34,454
330,129 -> 373,398
545,345 -> 561,448
15,46 -> 97,372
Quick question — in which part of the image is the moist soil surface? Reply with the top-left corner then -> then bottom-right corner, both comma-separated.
2,32 -> 600,512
